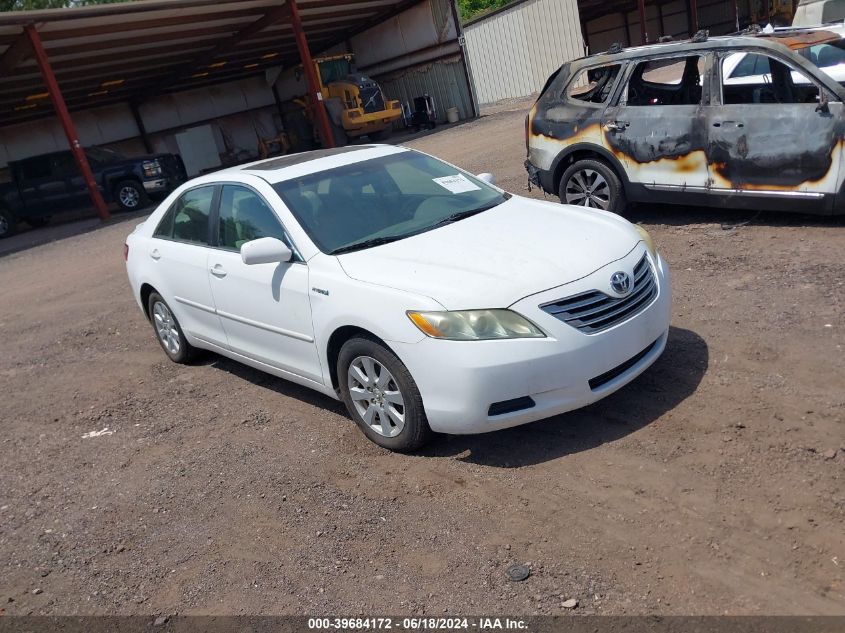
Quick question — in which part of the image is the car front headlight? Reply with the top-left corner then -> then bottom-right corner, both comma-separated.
634,224 -> 657,257
407,309 -> 545,341
142,160 -> 162,178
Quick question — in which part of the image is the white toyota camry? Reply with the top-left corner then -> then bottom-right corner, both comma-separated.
125,145 -> 671,451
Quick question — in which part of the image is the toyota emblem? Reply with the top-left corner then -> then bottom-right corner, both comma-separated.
610,271 -> 631,295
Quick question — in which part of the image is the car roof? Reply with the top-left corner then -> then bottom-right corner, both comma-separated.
233,144 -> 409,184
578,27 -> 843,65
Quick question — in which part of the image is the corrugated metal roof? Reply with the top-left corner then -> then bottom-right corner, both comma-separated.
0,0 -> 424,125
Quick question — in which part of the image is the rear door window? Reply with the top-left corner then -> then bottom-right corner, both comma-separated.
153,186 -> 214,245
625,55 -> 705,106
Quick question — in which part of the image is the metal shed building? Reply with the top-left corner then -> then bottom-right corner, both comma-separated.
463,0 -> 798,106
0,0 -> 476,220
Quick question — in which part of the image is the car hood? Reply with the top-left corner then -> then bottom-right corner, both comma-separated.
336,196 -> 641,310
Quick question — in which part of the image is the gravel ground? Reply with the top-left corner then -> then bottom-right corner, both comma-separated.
1,103 -> 843,617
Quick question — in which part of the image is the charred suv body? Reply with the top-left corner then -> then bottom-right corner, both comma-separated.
525,29 -> 845,215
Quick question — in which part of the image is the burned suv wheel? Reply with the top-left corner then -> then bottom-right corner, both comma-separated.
559,158 -> 626,214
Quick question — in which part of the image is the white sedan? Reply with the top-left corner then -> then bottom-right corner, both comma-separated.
125,145 -> 671,451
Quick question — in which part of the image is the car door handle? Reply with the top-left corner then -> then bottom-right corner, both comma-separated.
605,121 -> 629,132
210,264 -> 227,278
713,121 -> 744,128
150,249 -> 161,261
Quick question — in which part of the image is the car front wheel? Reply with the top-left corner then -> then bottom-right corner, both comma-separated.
147,292 -> 196,364
559,158 -> 626,214
338,336 -> 431,452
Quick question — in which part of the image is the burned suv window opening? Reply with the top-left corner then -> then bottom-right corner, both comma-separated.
721,53 -> 821,105
625,55 -> 704,106
565,64 -> 622,104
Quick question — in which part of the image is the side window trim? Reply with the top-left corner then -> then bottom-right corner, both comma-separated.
209,180 -> 304,263
151,183 -> 218,247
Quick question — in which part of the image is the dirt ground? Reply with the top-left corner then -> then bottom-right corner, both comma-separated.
1,103 -> 843,617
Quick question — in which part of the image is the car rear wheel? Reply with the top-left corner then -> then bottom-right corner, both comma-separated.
338,336 -> 432,452
559,158 -> 626,214
114,180 -> 148,212
0,208 -> 17,239
147,292 -> 196,364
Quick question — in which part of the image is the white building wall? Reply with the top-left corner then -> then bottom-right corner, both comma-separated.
463,0 -> 584,105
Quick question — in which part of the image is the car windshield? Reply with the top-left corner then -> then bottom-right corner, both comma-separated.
272,151 -> 509,255
799,38 -> 845,81
85,147 -> 124,165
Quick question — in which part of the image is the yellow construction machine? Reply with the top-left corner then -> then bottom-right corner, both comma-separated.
296,54 -> 402,145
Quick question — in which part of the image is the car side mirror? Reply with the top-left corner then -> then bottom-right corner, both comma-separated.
241,237 -> 292,265
477,172 -> 496,185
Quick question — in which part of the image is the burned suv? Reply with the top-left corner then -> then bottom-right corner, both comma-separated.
525,29 -> 845,216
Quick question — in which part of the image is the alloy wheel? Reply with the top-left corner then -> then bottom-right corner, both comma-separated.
120,185 -> 140,208
565,169 -> 610,209
152,301 -> 181,355
347,355 -> 405,438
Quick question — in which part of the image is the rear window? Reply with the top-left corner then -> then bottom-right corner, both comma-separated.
565,64 -> 622,104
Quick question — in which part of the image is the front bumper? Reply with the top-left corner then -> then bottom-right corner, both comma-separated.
392,248 -> 672,434
143,177 -> 182,193
342,103 -> 403,136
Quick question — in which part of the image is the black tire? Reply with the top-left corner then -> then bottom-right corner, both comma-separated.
147,292 -> 197,364
0,208 -> 17,239
27,216 -> 51,228
369,127 -> 393,142
114,179 -> 148,212
559,158 -> 627,215
338,336 -> 432,452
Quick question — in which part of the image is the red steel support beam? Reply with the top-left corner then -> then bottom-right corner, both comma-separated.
24,24 -> 110,222
637,0 -> 648,44
288,0 -> 335,148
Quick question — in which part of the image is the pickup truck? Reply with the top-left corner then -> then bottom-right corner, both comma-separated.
0,147 -> 186,238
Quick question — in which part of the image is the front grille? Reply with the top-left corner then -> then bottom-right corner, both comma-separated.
359,86 -> 385,113
540,254 -> 657,334
588,338 -> 659,391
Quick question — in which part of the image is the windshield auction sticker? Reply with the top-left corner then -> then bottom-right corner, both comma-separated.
432,174 -> 482,194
